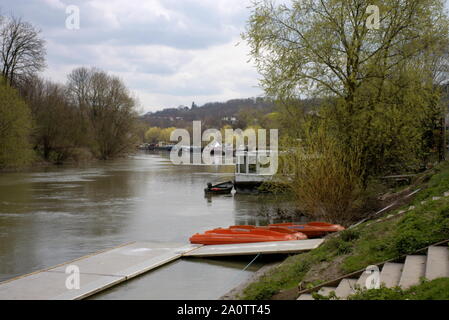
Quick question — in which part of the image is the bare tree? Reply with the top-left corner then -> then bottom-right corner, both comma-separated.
0,15 -> 46,86
67,67 -> 139,159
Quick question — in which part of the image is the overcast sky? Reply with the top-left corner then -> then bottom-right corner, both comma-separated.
0,0 -> 263,113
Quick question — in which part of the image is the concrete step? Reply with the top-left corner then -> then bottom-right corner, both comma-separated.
297,294 -> 314,300
317,286 -> 337,297
399,255 -> 426,289
335,279 -> 358,299
425,246 -> 449,280
380,263 -> 403,288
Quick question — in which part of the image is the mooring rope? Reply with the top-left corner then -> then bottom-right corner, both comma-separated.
219,253 -> 262,299
242,253 -> 261,272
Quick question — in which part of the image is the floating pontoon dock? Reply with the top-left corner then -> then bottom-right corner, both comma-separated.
183,239 -> 323,257
0,239 -> 323,300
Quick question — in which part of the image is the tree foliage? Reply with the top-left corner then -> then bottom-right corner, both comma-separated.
245,0 -> 449,221
0,78 -> 33,168
281,123 -> 365,224
245,0 -> 449,179
245,0 -> 448,101
144,126 -> 174,143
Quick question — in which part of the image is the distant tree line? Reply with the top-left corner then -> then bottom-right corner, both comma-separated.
0,14 -> 139,169
141,97 -> 277,130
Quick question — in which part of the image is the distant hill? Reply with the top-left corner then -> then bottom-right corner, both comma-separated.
141,97 -> 276,129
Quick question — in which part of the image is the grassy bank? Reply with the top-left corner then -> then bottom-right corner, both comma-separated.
240,162 -> 449,300
347,278 -> 449,300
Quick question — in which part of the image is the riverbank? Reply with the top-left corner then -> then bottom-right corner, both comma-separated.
234,162 -> 449,300
220,261 -> 281,300
0,149 -> 139,173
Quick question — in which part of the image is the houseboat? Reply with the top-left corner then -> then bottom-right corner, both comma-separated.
234,150 -> 277,194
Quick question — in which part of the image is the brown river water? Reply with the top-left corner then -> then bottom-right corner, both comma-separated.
0,151 -> 298,299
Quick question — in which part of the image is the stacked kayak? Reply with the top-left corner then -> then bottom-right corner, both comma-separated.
269,222 -> 345,238
190,226 -> 307,245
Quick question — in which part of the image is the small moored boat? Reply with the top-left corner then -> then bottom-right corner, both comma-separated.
204,181 -> 234,195
269,222 -> 345,238
189,226 -> 307,245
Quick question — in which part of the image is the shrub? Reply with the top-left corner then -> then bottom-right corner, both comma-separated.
391,201 -> 449,255
281,125 -> 365,225
0,80 -> 33,168
348,278 -> 449,300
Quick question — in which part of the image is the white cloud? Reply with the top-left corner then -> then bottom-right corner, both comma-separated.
1,0 -> 263,112
41,0 -> 65,9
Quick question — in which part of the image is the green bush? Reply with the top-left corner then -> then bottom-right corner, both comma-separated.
414,162 -> 449,202
348,286 -> 407,300
340,229 -> 360,242
0,80 -> 34,168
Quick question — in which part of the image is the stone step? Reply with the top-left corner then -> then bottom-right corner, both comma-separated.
425,246 -> 449,280
335,279 -> 358,299
297,294 -> 314,300
398,255 -> 426,289
380,263 -> 403,288
317,286 -> 337,297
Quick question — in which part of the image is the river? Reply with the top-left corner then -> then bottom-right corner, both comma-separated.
0,152 -> 299,299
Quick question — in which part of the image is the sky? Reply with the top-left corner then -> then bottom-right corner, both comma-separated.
0,0 -> 264,113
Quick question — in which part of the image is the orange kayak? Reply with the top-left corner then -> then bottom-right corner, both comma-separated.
269,222 -> 345,238
190,226 -> 307,245
229,225 -> 308,236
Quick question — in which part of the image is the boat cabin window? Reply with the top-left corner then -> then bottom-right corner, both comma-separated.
248,155 -> 257,174
238,156 -> 246,173
249,164 -> 257,173
236,151 -> 273,175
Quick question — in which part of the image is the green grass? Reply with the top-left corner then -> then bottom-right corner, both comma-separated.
240,229 -> 364,299
240,162 -> 449,300
413,162 -> 449,203
342,200 -> 449,273
347,278 -> 449,300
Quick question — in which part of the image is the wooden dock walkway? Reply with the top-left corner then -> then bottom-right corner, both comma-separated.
0,239 -> 323,300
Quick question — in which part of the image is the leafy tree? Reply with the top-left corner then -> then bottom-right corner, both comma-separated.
0,78 -> 33,168
261,112 -> 280,129
159,127 -> 177,143
145,127 -> 162,143
245,0 -> 449,180
245,0 -> 447,105
135,120 -> 149,144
